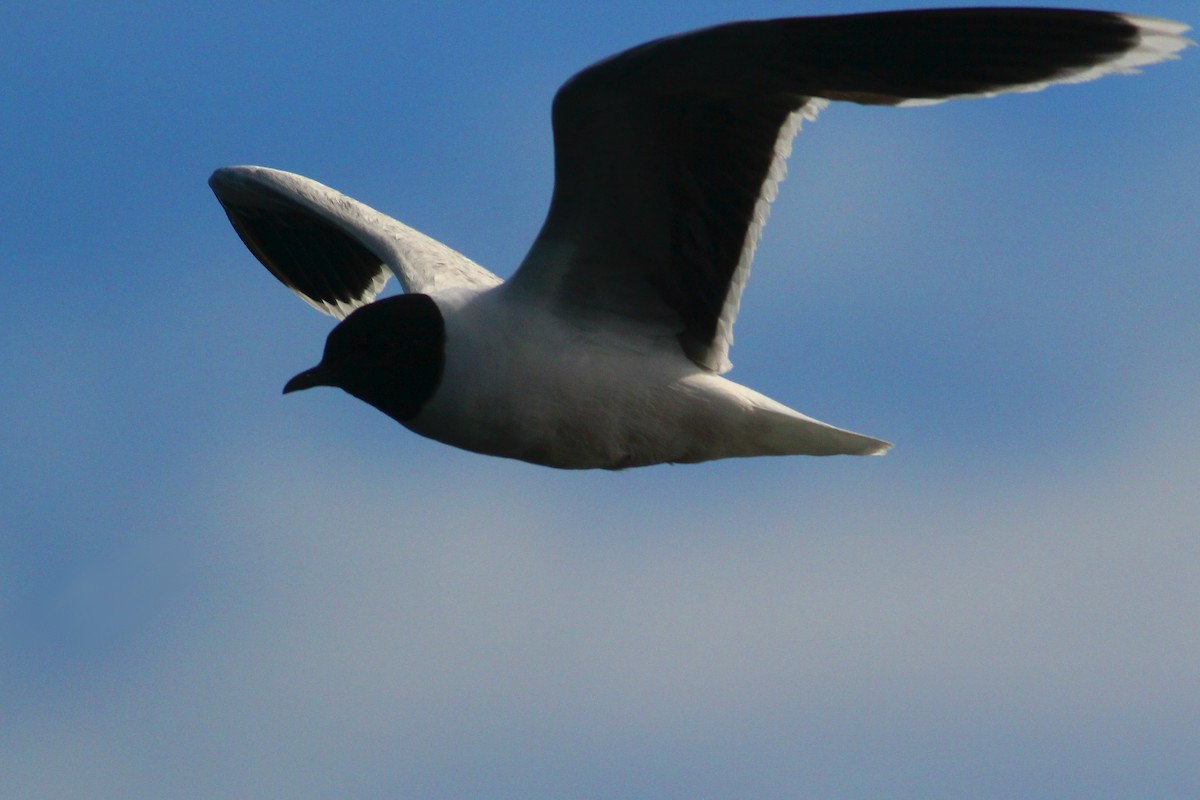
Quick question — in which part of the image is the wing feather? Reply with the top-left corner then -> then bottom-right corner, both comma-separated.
508,9 -> 1190,372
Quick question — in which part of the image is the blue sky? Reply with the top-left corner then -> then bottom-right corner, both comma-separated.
3,2 -> 1198,797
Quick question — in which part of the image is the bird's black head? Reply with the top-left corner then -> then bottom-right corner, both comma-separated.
283,294 -> 445,423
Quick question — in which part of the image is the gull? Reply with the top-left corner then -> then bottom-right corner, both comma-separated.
210,7 -> 1189,470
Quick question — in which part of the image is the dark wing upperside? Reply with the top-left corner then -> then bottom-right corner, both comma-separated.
506,9 -> 1189,372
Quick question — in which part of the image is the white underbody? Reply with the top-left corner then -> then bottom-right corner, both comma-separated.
406,285 -> 890,469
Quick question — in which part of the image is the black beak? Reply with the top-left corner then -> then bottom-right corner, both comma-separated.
283,364 -> 333,394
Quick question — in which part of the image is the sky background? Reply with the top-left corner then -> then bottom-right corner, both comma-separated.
3,1 -> 1198,798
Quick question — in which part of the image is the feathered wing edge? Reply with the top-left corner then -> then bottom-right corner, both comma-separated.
707,99 -> 827,373
210,166 -> 500,318
887,13 -> 1193,107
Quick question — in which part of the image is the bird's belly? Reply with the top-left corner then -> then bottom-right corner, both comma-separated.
405,353 -> 694,469
399,314 -> 749,469
404,338 -> 885,468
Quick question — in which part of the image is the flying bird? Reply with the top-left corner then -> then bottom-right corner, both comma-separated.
210,7 -> 1189,469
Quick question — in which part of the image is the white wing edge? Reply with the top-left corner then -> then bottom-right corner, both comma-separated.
705,99 -> 829,374
896,13 -> 1193,108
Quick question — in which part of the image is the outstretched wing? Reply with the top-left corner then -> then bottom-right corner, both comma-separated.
507,9 -> 1189,372
210,166 -> 501,318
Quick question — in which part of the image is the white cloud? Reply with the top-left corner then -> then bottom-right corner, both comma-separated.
7,382 -> 1187,797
